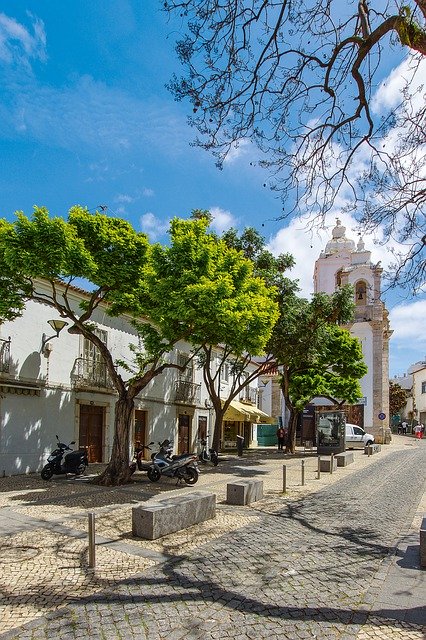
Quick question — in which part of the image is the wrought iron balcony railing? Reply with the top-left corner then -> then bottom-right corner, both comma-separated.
72,357 -> 113,390
0,337 -> 11,373
174,380 -> 201,405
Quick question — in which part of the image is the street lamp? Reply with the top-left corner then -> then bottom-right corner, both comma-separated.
41,319 -> 68,353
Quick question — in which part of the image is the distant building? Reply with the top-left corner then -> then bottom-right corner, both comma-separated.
313,219 -> 393,442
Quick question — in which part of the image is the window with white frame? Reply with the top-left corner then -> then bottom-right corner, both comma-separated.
177,351 -> 194,382
422,381 -> 426,394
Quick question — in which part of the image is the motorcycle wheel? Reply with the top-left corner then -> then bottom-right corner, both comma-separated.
75,463 -> 86,476
211,452 -> 219,466
184,467 -> 199,485
147,467 -> 161,482
41,465 -> 53,480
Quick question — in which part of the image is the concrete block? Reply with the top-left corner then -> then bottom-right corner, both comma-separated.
319,457 -> 337,473
227,479 -> 264,505
132,491 -> 216,540
335,451 -> 354,467
364,443 -> 382,455
420,516 -> 426,568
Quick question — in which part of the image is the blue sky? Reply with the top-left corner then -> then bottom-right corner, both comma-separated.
0,2 -> 425,378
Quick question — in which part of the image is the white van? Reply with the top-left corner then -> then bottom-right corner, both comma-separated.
345,423 -> 375,449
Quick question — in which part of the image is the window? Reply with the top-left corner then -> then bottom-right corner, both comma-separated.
422,381 -> 426,394
222,361 -> 230,383
83,328 -> 107,361
177,352 -> 193,382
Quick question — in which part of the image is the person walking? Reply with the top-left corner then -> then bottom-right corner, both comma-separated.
401,420 -> 408,435
277,426 -> 286,451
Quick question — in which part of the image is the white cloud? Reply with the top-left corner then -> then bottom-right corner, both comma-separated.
0,12 -> 46,66
389,299 -> 426,343
372,55 -> 426,113
267,212 -> 399,297
143,188 -> 154,197
140,212 -> 169,240
222,138 -> 251,164
0,73 -> 190,156
209,206 -> 237,234
114,194 -> 136,204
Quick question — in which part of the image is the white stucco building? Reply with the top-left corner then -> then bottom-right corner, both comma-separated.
0,280 -> 268,476
313,220 -> 393,442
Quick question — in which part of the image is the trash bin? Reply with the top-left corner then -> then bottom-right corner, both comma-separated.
236,435 -> 244,457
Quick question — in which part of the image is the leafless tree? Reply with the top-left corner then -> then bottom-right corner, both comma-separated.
164,0 -> 426,292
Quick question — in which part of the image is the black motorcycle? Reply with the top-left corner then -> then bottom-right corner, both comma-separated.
199,437 -> 219,466
41,435 -> 88,480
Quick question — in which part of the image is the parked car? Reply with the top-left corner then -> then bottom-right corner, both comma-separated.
345,423 -> 374,449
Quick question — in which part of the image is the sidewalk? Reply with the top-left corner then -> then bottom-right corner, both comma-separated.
0,435 -> 424,638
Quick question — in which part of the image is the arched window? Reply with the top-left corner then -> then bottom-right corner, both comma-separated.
355,280 -> 367,305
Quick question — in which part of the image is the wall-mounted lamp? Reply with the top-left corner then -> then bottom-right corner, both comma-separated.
41,319 -> 69,353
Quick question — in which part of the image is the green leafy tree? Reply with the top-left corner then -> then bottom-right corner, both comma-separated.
269,285 -> 366,452
389,380 -> 408,418
141,217 -> 280,451
164,0 -> 426,293
0,207 -> 196,486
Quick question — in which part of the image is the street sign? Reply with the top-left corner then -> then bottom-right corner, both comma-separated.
378,412 -> 386,420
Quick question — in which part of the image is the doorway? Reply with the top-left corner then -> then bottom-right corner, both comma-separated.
178,414 -> 191,454
79,404 -> 104,462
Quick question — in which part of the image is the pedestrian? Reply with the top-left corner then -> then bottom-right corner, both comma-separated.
397,422 -> 402,435
277,426 -> 286,451
414,424 -> 423,439
401,420 -> 408,435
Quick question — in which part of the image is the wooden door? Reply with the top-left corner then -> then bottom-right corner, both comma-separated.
79,404 -> 104,463
134,410 -> 147,446
178,414 -> 191,454
197,415 -> 207,442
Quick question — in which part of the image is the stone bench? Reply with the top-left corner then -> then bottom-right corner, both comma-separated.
132,491 -> 216,540
420,516 -> 426,568
227,479 -> 263,505
335,451 -> 354,467
319,456 -> 337,473
364,443 -> 381,455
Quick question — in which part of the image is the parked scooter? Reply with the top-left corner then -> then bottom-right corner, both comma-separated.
41,435 -> 88,480
129,441 -> 155,475
147,439 -> 199,484
198,436 -> 219,466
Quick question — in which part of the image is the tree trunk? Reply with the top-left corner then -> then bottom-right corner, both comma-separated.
212,408 -> 226,453
286,410 -> 298,454
96,393 -> 135,486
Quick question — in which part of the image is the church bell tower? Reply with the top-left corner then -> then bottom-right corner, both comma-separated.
313,219 -> 392,442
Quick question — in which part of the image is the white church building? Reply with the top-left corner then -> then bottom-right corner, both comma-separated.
313,219 -> 393,443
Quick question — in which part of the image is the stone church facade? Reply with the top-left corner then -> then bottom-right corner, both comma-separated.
313,220 -> 393,443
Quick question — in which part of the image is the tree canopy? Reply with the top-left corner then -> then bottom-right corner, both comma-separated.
140,217 -> 280,450
268,284 -> 366,451
389,380 -> 408,417
164,0 -> 426,293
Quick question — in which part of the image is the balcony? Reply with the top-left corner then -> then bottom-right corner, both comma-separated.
72,358 -> 113,390
240,388 -> 258,404
0,337 -> 11,373
174,380 -> 201,405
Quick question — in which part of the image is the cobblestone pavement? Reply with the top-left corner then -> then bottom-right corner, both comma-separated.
0,437 -> 425,639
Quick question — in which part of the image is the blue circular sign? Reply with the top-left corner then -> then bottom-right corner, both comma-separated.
378,412 -> 386,420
